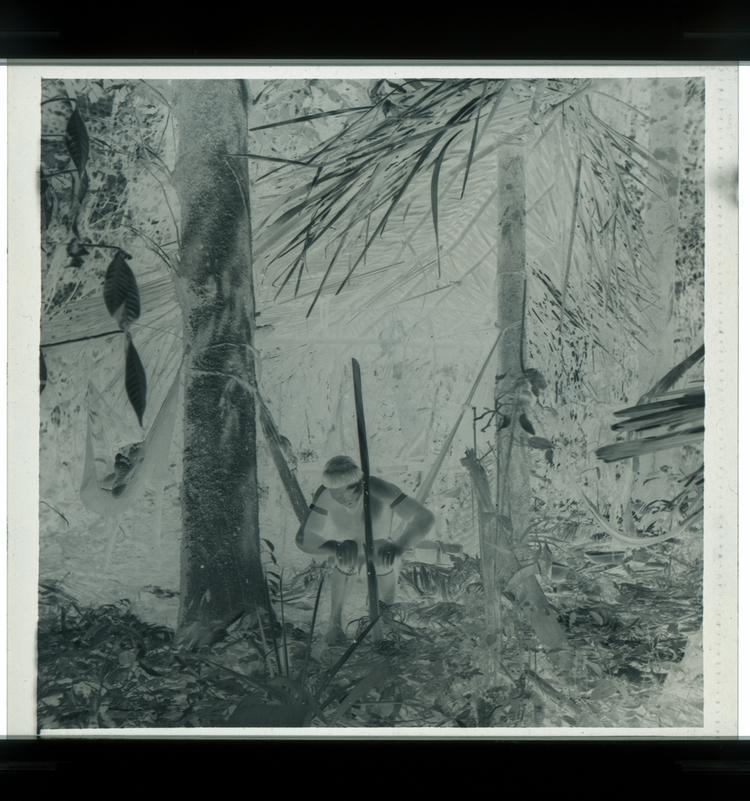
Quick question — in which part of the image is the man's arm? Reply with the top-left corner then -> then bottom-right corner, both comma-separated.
370,476 -> 435,552
295,487 -> 338,557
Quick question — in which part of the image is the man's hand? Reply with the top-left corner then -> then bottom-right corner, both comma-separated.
334,540 -> 359,572
373,539 -> 402,569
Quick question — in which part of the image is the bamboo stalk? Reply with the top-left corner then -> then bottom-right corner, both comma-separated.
351,358 -> 381,640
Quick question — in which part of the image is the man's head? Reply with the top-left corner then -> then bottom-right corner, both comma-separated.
322,455 -> 364,508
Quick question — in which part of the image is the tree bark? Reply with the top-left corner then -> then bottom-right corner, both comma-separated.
495,147 -> 529,537
495,147 -> 529,538
643,78 -> 686,385
173,80 -> 265,636
487,146 -> 568,657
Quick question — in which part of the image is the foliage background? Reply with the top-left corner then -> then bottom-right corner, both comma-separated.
37,76 -> 706,728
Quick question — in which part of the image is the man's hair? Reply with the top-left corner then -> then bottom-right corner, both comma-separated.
322,455 -> 363,489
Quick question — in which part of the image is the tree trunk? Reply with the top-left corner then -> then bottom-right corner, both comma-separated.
488,146 -> 568,657
462,451 -> 565,652
495,147 -> 530,541
173,80 -> 265,638
643,78 -> 686,385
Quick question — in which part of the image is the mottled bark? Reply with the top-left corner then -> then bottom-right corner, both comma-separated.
173,80 -> 265,633
487,147 -> 568,655
495,148 -> 529,538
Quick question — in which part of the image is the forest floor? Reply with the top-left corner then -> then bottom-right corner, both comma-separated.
37,545 -> 703,730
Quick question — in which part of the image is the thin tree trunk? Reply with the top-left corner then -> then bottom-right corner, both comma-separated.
495,147 -> 529,537
173,80 -> 265,639
488,146 -> 568,659
644,78 -> 686,384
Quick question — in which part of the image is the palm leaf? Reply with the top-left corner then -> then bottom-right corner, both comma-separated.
430,133 -> 460,279
248,105 -> 374,132
460,81 -> 489,199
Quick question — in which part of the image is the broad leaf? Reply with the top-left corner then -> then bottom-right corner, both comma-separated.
104,251 -> 141,329
65,106 -> 90,178
125,338 -> 147,427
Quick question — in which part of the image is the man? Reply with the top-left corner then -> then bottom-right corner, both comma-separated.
296,455 -> 435,644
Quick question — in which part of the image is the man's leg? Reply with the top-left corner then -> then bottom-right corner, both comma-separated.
376,557 -> 401,606
326,567 -> 351,645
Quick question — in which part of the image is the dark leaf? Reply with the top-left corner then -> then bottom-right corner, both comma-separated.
247,106 -> 373,132
40,350 -> 47,394
640,345 -> 704,403
611,405 -> 703,434
528,436 -> 553,450
65,106 -> 90,177
613,388 -> 704,420
104,251 -> 141,329
518,414 -> 536,435
595,428 -> 704,462
125,338 -> 147,427
498,414 -> 511,430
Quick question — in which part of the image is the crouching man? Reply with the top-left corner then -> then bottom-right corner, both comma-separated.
296,455 -> 435,644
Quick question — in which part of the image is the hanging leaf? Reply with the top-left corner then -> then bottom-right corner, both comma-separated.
518,414 -> 536,435
125,338 -> 147,427
65,106 -> 90,178
104,251 -> 141,329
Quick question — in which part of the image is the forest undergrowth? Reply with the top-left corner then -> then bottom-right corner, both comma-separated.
37,535 -> 702,730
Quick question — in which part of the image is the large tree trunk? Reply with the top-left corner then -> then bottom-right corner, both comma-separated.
173,80 -> 265,639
